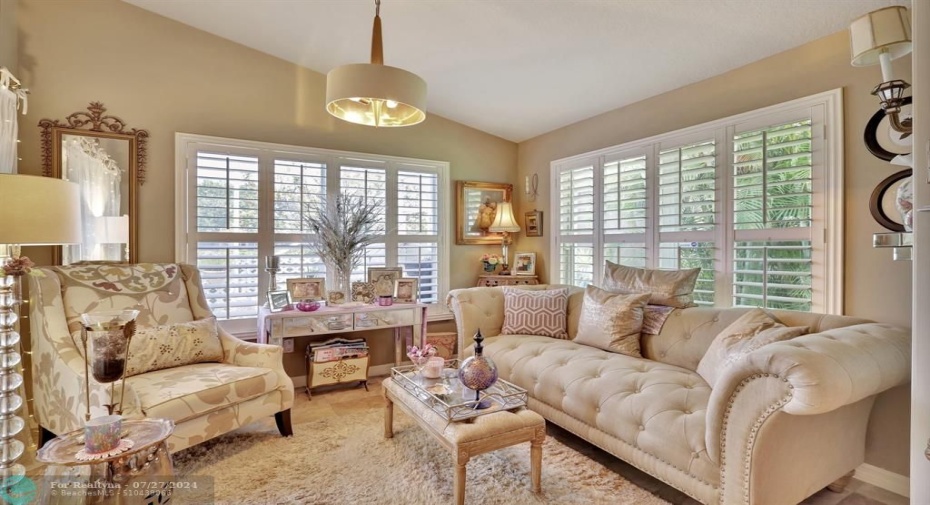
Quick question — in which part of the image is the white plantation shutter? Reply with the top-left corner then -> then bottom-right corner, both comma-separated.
193,152 -> 261,318
731,117 -> 817,311
657,138 -> 717,304
557,165 -> 595,286
603,154 -> 647,269
178,135 -> 450,326
550,91 -> 839,314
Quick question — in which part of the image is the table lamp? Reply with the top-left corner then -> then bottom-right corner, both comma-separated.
488,201 -> 521,275
0,174 -> 81,480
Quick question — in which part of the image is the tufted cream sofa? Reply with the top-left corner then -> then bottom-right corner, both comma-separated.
447,285 -> 910,505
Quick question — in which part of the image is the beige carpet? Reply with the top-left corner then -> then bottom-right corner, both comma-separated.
172,409 -> 670,505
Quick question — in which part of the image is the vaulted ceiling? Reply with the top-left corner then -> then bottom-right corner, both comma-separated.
124,0 -> 909,142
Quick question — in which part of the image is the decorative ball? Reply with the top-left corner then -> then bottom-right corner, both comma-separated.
458,355 -> 498,391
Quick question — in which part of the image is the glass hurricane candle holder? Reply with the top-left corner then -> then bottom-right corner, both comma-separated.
80,310 -> 139,418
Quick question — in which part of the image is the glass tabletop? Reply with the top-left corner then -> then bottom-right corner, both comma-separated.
391,359 -> 528,422
37,418 -> 174,466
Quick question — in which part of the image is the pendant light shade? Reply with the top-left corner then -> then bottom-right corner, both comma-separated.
326,64 -> 426,127
326,0 -> 427,127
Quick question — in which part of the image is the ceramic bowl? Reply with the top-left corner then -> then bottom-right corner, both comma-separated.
295,300 -> 321,312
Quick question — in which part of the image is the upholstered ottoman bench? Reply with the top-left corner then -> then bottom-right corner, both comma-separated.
382,378 -> 546,505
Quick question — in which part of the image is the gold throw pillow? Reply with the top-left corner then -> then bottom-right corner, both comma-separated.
602,260 -> 700,308
574,285 -> 651,357
696,308 -> 808,386
125,317 -> 224,377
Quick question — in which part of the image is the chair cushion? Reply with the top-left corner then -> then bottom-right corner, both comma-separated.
125,318 -> 224,377
574,286 -> 650,356
602,261 -> 700,308
501,287 -> 569,339
127,363 -> 277,423
481,334 -> 717,485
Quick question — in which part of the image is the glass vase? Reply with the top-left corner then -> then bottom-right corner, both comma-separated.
328,269 -> 350,305
81,310 -> 139,383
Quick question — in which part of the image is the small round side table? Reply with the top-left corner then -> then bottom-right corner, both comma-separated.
36,418 -> 174,504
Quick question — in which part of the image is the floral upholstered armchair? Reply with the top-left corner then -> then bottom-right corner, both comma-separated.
28,263 -> 294,452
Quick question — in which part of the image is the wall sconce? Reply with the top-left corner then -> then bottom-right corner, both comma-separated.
524,173 -> 538,202
850,6 -> 912,134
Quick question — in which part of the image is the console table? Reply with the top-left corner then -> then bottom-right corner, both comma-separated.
258,303 -> 428,365
477,275 -> 539,287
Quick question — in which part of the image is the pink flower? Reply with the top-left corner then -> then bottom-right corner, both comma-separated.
2,256 -> 34,277
406,343 -> 437,359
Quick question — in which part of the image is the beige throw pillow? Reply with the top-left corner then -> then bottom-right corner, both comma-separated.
501,287 -> 569,339
574,286 -> 651,356
602,261 -> 701,308
125,317 -> 224,377
696,308 -> 808,386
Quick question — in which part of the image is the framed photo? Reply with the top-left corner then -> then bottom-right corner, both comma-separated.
525,210 -> 543,237
455,181 -> 513,245
268,290 -> 291,312
351,281 -> 375,304
287,277 -> 326,301
394,278 -> 419,303
513,252 -> 537,276
367,267 -> 403,297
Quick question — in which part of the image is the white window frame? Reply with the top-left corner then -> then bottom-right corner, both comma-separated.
174,133 -> 452,334
549,89 -> 843,314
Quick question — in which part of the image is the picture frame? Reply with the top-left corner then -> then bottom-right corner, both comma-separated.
513,252 -> 537,276
524,210 -> 543,237
455,181 -> 513,245
351,281 -> 376,304
286,277 -> 326,302
268,290 -> 291,312
394,278 -> 419,303
367,267 -> 403,297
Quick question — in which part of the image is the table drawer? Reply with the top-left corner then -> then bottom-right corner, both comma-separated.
273,313 -> 355,337
354,308 -> 414,329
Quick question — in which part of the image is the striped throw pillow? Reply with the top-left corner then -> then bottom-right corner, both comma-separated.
501,287 -> 569,339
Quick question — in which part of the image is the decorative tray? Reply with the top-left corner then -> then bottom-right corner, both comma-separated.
390,359 -> 528,422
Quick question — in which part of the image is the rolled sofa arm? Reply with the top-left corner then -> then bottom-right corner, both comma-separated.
219,328 -> 294,408
446,287 -> 510,354
705,322 -> 910,464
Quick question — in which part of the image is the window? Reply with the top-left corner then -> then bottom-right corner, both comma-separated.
176,134 -> 450,331
550,90 -> 842,314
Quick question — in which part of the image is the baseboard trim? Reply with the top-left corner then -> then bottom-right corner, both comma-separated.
855,463 -> 909,498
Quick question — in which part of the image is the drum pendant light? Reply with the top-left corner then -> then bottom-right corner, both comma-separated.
326,0 -> 427,127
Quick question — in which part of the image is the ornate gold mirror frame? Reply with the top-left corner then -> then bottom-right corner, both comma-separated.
39,102 -> 149,264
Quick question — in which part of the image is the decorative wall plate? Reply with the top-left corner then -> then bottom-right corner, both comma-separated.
864,96 -> 912,162
869,168 -> 912,232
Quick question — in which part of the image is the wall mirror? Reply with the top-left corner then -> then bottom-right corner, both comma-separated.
39,102 -> 148,264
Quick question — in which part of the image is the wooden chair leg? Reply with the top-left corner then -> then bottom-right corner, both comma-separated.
274,409 -> 293,437
38,426 -> 56,449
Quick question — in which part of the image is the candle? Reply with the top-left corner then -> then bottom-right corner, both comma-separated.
422,356 -> 445,379
265,255 -> 280,269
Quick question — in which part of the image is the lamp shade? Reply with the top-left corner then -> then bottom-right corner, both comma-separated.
326,64 -> 427,127
850,6 -> 912,67
0,174 -> 82,245
489,201 -> 521,233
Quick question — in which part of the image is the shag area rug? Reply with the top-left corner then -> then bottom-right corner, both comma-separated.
172,409 -> 670,505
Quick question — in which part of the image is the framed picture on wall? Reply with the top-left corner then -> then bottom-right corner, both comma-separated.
513,252 -> 536,276
525,210 -> 543,237
455,181 -> 513,245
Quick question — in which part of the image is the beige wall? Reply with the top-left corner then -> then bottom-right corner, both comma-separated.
514,31 -> 911,476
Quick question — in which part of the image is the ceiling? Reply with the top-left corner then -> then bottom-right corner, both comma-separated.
123,0 -> 909,143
